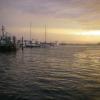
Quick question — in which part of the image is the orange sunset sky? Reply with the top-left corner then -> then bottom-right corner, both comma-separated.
0,0 -> 100,43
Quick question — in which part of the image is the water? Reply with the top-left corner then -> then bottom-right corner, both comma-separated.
0,45 -> 100,100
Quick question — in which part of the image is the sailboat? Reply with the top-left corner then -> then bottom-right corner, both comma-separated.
25,23 -> 41,48
40,25 -> 55,48
0,25 -> 17,52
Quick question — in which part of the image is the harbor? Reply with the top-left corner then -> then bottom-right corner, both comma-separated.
0,0 -> 100,100
0,25 -> 58,52
0,26 -> 100,100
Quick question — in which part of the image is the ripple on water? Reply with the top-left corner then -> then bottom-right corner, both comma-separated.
0,46 -> 100,100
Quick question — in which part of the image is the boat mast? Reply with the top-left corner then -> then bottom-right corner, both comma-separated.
45,25 -> 47,43
30,23 -> 32,42
21,36 -> 24,51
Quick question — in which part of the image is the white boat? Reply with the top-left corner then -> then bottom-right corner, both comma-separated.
25,40 -> 41,48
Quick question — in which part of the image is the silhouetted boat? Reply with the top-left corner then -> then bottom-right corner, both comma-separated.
0,25 -> 17,52
24,23 -> 41,48
25,40 -> 41,48
40,25 -> 56,48
23,24 -> 57,48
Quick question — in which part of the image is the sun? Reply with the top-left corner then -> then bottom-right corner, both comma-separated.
80,30 -> 100,36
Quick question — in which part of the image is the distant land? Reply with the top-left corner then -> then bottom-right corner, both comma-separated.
59,42 -> 100,46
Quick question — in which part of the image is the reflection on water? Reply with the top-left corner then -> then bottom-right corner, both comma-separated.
0,46 -> 100,100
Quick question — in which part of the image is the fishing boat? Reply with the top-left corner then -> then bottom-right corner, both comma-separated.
0,25 -> 17,52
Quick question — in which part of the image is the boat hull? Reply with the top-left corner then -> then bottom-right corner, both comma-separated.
0,45 -> 17,52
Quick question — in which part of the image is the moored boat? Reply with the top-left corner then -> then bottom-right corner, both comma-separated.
0,25 -> 17,52
25,40 -> 41,48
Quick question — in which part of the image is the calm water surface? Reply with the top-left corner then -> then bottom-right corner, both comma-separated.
0,46 -> 100,100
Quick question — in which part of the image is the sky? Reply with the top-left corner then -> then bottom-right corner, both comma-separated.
0,0 -> 100,43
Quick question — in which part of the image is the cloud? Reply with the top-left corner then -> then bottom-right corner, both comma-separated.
0,0 -> 100,30
0,0 -> 100,18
